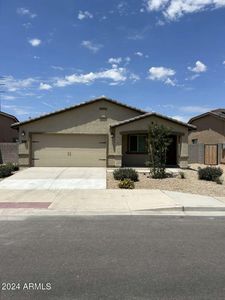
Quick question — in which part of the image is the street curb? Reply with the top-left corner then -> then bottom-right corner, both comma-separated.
137,206 -> 225,212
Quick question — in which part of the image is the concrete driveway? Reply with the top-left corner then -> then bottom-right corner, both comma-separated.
0,167 -> 106,190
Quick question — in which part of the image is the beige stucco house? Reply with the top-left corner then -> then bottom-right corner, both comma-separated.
12,97 -> 194,168
188,109 -> 225,164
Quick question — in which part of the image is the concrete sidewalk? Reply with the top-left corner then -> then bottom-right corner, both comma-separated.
0,189 -> 225,216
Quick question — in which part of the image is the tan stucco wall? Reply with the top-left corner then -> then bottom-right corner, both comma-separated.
0,115 -> 18,143
189,115 -> 225,144
18,100 -> 141,166
113,115 -> 189,168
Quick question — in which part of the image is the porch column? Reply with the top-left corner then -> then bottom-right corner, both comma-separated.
114,129 -> 122,167
179,132 -> 188,168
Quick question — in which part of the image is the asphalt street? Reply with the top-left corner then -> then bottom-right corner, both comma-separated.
0,216 -> 225,300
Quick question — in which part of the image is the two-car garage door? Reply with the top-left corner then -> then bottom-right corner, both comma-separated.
32,134 -> 107,167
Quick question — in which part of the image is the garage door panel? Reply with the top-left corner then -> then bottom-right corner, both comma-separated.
32,134 -> 107,167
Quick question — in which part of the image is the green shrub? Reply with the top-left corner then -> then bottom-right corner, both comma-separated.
215,177 -> 223,185
150,168 -> 167,179
113,168 -> 139,182
0,165 -> 12,178
179,171 -> 186,179
147,124 -> 172,179
13,164 -> 19,171
198,167 -> 223,182
118,179 -> 135,189
5,162 -> 19,172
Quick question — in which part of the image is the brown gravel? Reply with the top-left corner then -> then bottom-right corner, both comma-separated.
107,165 -> 225,197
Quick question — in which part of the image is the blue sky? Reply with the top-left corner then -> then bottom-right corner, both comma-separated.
0,0 -> 225,122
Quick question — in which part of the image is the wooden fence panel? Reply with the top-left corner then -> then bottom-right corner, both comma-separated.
204,144 -> 218,165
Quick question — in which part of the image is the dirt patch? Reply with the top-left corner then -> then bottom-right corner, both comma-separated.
107,167 -> 225,197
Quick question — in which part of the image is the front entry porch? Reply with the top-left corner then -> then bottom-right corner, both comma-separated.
121,133 -> 178,168
110,113 -> 190,169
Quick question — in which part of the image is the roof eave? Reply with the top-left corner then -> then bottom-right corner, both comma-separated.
189,111 -> 225,123
10,97 -> 146,128
0,112 -> 19,123
111,112 -> 196,130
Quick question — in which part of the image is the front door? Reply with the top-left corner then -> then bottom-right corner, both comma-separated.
166,135 -> 177,166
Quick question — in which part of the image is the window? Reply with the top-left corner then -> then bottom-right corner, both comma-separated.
128,135 -> 147,153
192,139 -> 198,144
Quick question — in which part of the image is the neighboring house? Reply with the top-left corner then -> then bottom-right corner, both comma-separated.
12,97 -> 195,168
0,112 -> 19,164
0,111 -> 18,142
188,109 -> 225,165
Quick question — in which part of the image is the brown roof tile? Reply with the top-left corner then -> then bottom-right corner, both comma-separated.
11,96 -> 146,128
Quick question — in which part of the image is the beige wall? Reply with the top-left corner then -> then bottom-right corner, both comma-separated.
113,115 -> 189,168
0,115 -> 18,143
18,100 -> 141,166
189,115 -> 225,144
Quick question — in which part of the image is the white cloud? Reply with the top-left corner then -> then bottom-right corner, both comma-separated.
146,0 -> 168,11
39,83 -> 52,90
108,57 -> 122,64
1,95 -> 16,100
29,38 -> 42,47
127,33 -> 145,40
33,56 -> 40,60
171,115 -> 187,122
223,61 -> 225,65
148,66 -> 176,85
156,19 -> 165,26
129,73 -> 140,82
135,51 -> 144,57
188,60 -> 207,73
117,1 -> 129,16
107,57 -> 131,67
187,74 -> 200,81
125,56 -> 131,63
78,10 -> 93,20
165,77 -> 176,86
51,65 -> 64,71
81,40 -> 103,53
23,22 -> 32,29
2,104 -> 32,117
145,0 -> 225,20
54,66 -> 127,87
3,76 -> 36,92
17,7 -> 37,18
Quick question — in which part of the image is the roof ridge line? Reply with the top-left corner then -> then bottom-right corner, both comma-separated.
12,97 -> 146,128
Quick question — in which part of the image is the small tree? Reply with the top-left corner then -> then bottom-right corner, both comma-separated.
147,124 -> 172,179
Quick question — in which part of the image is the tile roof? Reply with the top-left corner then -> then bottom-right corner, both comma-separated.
189,108 -> 225,123
11,96 -> 146,128
0,111 -> 18,122
111,112 -> 196,129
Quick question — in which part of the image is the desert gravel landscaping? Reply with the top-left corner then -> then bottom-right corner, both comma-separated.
107,165 -> 225,197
